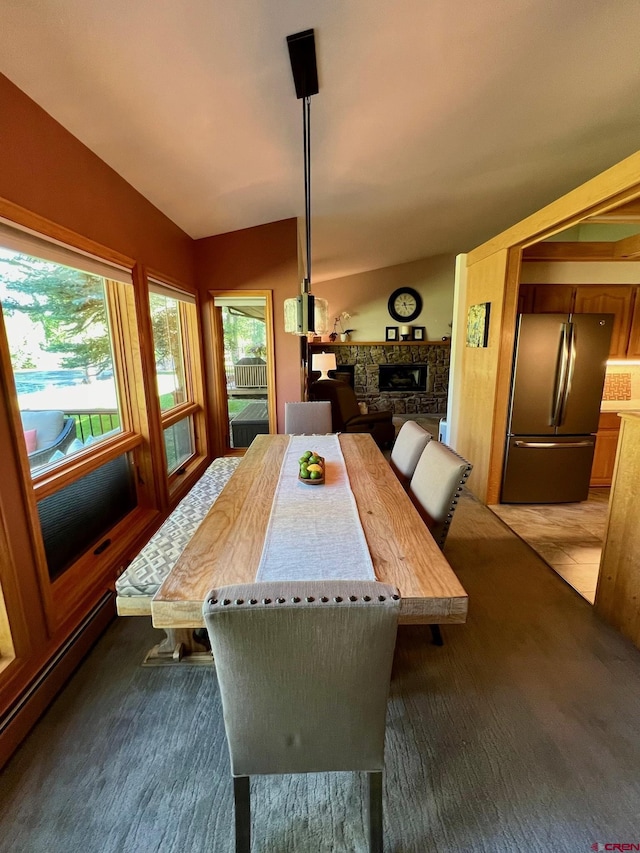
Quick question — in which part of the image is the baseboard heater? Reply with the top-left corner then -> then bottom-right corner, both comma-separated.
0,592 -> 115,760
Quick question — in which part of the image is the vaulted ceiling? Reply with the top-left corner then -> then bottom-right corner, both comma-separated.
2,0 -> 640,281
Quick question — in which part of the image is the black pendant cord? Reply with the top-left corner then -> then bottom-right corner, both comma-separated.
303,95 -> 312,290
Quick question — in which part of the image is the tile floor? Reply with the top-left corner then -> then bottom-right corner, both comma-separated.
489,489 -> 610,604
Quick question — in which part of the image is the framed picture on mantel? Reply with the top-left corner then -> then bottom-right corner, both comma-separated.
385,326 -> 398,341
412,326 -> 426,341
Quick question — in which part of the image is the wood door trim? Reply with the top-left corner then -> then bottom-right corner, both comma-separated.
208,290 -> 277,457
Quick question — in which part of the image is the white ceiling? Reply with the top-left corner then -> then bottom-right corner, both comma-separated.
2,0 -> 640,282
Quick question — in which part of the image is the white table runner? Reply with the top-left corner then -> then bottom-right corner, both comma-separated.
255,434 -> 376,582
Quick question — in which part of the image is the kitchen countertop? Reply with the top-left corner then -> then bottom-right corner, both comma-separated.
600,400 -> 640,413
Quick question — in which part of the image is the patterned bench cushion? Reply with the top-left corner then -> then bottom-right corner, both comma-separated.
116,457 -> 240,598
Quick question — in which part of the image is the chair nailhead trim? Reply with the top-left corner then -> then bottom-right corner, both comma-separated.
211,591 -> 401,607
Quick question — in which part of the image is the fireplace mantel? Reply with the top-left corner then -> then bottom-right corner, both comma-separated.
309,340 -> 450,347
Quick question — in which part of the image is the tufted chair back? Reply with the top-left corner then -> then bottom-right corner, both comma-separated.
203,579 -> 400,853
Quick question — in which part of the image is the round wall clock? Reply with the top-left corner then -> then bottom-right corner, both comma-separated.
388,287 -> 423,322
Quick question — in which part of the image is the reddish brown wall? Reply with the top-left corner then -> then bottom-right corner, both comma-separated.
0,74 -> 194,285
194,219 -> 300,432
0,73 -> 301,434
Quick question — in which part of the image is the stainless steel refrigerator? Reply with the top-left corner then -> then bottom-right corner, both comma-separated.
501,313 -> 613,503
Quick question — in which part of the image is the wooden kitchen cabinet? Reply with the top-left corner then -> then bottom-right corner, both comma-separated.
518,283 -> 636,358
591,412 -> 621,487
625,287 -> 640,357
518,284 -> 575,314
574,285 -> 634,358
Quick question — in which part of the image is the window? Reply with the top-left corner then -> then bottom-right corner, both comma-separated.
0,229 -> 131,478
0,221 -> 146,583
149,280 -> 203,476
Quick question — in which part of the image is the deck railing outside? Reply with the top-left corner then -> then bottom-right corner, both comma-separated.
66,410 -> 120,443
233,363 -> 267,388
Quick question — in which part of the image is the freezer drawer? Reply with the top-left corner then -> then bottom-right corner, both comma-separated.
502,435 -> 596,503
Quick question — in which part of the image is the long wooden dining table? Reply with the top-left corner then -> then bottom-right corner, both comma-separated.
151,433 -> 468,630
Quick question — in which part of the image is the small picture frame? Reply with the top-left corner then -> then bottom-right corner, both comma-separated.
412,326 -> 426,341
466,302 -> 491,348
385,326 -> 398,341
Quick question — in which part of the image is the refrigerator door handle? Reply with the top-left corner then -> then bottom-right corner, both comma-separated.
514,440 -> 594,449
557,322 -> 576,426
550,322 -> 571,427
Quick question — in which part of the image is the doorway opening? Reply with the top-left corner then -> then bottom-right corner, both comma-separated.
211,293 -> 276,455
491,213 -> 640,605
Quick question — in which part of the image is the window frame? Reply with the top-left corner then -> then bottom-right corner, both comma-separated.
0,213 -> 159,635
146,274 -> 207,494
0,234 -> 142,489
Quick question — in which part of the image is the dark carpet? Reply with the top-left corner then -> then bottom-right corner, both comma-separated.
1,493 -> 640,852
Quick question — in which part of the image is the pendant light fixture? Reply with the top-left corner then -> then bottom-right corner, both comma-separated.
283,29 -> 329,336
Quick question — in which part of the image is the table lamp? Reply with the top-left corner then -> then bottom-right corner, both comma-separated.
312,351 -> 337,380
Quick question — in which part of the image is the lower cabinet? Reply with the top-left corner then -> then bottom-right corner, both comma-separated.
591,412 -> 621,487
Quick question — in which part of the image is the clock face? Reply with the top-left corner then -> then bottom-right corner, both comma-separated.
388,288 -> 422,322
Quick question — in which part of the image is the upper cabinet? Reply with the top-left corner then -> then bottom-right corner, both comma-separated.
519,284 -> 575,314
626,296 -> 640,358
574,286 -> 634,357
519,283 -> 637,358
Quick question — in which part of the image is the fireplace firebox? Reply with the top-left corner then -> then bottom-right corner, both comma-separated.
378,364 -> 428,392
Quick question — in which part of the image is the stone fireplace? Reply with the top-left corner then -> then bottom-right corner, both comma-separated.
310,342 -> 449,415
378,363 -> 428,392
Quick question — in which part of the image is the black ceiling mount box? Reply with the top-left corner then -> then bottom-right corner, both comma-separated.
287,29 -> 318,99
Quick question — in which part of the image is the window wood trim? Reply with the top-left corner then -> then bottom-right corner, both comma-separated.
144,271 -> 208,497
0,197 -> 135,273
32,432 -> 142,501
160,401 -> 199,430
50,505 -> 160,631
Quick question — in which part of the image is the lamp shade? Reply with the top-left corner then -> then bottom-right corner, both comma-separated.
284,294 -> 329,336
311,351 -> 337,380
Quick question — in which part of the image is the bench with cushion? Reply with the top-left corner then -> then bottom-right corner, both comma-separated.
116,456 -> 240,663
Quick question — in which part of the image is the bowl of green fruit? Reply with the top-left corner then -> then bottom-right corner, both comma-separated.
298,450 -> 325,485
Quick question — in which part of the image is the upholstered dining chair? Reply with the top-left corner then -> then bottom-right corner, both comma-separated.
284,400 -> 332,435
389,420 -> 432,489
408,440 -> 472,645
203,580 -> 400,853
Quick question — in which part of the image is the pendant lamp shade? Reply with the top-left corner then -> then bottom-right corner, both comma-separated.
284,293 -> 329,335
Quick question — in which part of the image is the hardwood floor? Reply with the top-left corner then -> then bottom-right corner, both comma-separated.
490,489 -> 609,604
